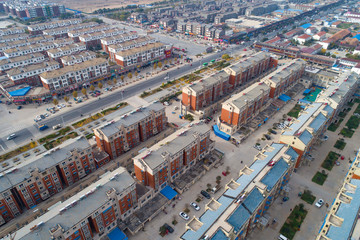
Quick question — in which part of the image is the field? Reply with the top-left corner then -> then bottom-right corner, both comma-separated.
58,0 -> 159,13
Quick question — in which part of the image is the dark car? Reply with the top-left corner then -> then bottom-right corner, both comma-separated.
201,190 -> 211,199
264,134 -> 271,140
270,130 -> 277,134
164,223 -> 174,233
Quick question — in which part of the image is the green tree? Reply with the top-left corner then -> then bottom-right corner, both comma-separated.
113,78 -> 117,85
64,96 -> 69,103
90,85 -> 95,91
120,75 -> 124,81
81,88 -> 87,96
53,99 -> 59,105
98,82 -> 103,89
72,91 -> 78,98
158,61 -> 163,68
222,54 -> 230,60
128,72 -> 132,79
153,63 -> 157,70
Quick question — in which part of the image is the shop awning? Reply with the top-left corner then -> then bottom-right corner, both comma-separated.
278,94 -> 291,102
9,87 -> 31,96
160,186 -> 178,200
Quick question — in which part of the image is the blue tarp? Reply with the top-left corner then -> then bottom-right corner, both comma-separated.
300,23 -> 312,29
213,125 -> 230,141
353,34 -> 360,40
278,94 -> 291,102
303,89 -> 311,95
8,87 -> 31,96
108,228 -> 128,240
160,186 -> 178,200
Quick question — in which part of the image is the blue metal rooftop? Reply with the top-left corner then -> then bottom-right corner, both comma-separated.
261,158 -> 289,191
211,229 -> 229,240
242,188 -> 265,213
309,113 -> 327,133
323,105 -> 334,116
227,205 -> 251,232
326,179 -> 360,239
301,23 -> 312,29
299,129 -> 313,145
285,147 -> 299,162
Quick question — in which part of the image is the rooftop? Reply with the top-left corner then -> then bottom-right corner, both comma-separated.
116,42 -> 164,58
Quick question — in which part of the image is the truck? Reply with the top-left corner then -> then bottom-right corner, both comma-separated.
38,125 -> 48,131
211,185 -> 222,194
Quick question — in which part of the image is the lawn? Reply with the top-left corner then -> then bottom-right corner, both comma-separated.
340,127 -> 355,138
300,190 -> 316,205
355,103 -> 360,114
280,204 -> 308,240
334,139 -> 346,150
287,104 -> 302,118
312,171 -> 328,185
72,113 -> 103,128
44,132 -> 79,150
321,151 -> 340,171
101,102 -> 128,115
327,119 -> 343,132
345,115 -> 360,130
0,142 -> 37,163
38,126 -> 72,144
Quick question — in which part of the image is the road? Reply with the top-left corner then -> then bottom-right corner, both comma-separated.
0,44 -> 247,150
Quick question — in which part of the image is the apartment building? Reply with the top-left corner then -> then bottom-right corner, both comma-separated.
0,35 -> 54,54
0,137 -> 100,224
0,53 -> 46,72
0,27 -> 25,36
68,25 -> 113,41
223,52 -> 278,89
60,51 -> 97,66
3,42 -> 55,58
134,123 -> 214,191
181,143 -> 299,240
316,71 -> 359,115
316,148 -> 360,240
53,38 -> 75,48
47,43 -> 87,60
13,167 -> 137,240
42,22 -> 99,38
40,58 -> 109,91
79,28 -> 125,48
280,102 -> 334,168
7,60 -> 60,86
27,19 -> 82,34
108,36 -> 156,61
262,58 -> 306,98
100,32 -> 139,53
219,82 -> 271,135
94,103 -> 167,160
114,42 -> 166,67
0,33 -> 29,44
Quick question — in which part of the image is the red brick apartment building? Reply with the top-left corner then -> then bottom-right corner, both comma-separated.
0,137 -> 109,225
181,52 -> 278,116
94,103 -> 167,160
133,123 -> 213,191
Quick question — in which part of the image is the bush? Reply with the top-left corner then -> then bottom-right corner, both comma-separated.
280,205 -> 308,240
328,119 -> 343,132
334,139 -> 346,150
300,190 -> 316,205
340,128 -> 355,138
321,151 -> 340,171
345,116 -> 360,130
184,114 -> 194,121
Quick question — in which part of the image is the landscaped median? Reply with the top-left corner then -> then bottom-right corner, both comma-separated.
312,171 -> 328,185
44,132 -> 79,150
280,204 -> 308,240
0,141 -> 37,163
321,151 -> 341,171
334,139 -> 346,150
38,126 -> 72,144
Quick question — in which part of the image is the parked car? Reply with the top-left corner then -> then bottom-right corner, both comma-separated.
53,124 -> 62,130
7,134 -> 16,140
253,145 -> 262,151
270,129 -> 277,134
201,190 -> 211,199
190,202 -> 200,211
57,105 -> 62,109
17,106 -> 22,110
264,134 -> 271,140
163,223 -> 174,233
315,199 -> 324,208
61,103 -> 66,108
179,212 -> 189,220
322,135 -> 329,141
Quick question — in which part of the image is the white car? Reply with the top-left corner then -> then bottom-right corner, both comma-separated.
179,212 -> 189,220
61,104 -> 66,108
315,199 -> 324,208
57,105 -> 62,109
253,145 -> 262,151
44,113 -> 49,117
190,202 -> 200,211
7,134 -> 16,140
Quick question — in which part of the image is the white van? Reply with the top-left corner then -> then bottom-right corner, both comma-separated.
278,234 -> 288,240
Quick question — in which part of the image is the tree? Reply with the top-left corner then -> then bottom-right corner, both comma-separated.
128,72 -> 132,79
120,75 -> 124,81
169,59 -> 172,64
53,99 -> 59,105
107,80 -> 112,85
134,71 -> 138,77
64,96 -> 69,103
72,91 -> 78,98
222,54 -> 230,60
164,59 -> 168,64
158,61 -> 163,68
81,88 -> 87,96
90,85 -> 95,91
98,82 -> 103,89
153,63 -> 157,70
175,57 -> 178,62
113,78 -> 117,85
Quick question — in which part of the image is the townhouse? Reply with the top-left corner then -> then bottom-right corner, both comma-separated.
100,32 -> 139,53
27,19 -> 82,34
218,82 -> 271,135
223,52 -> 278,89
0,53 -> 46,73
60,51 -> 97,66
40,58 -> 109,91
0,137 -> 105,224
0,36 -> 55,54
3,42 -> 55,58
42,22 -> 99,38
53,38 -> 75,48
0,27 -> 25,36
114,42 -> 166,67
280,102 -> 334,168
181,143 -> 299,240
317,149 -> 360,240
94,103 -> 167,160
68,25 -> 113,41
0,33 -> 29,44
262,58 -> 306,98
13,167 -> 138,240
7,60 -> 60,86
294,34 -> 312,45
79,28 -> 125,48
108,36 -> 156,61
133,123 -> 214,191
315,71 -> 359,115
47,43 -> 87,61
